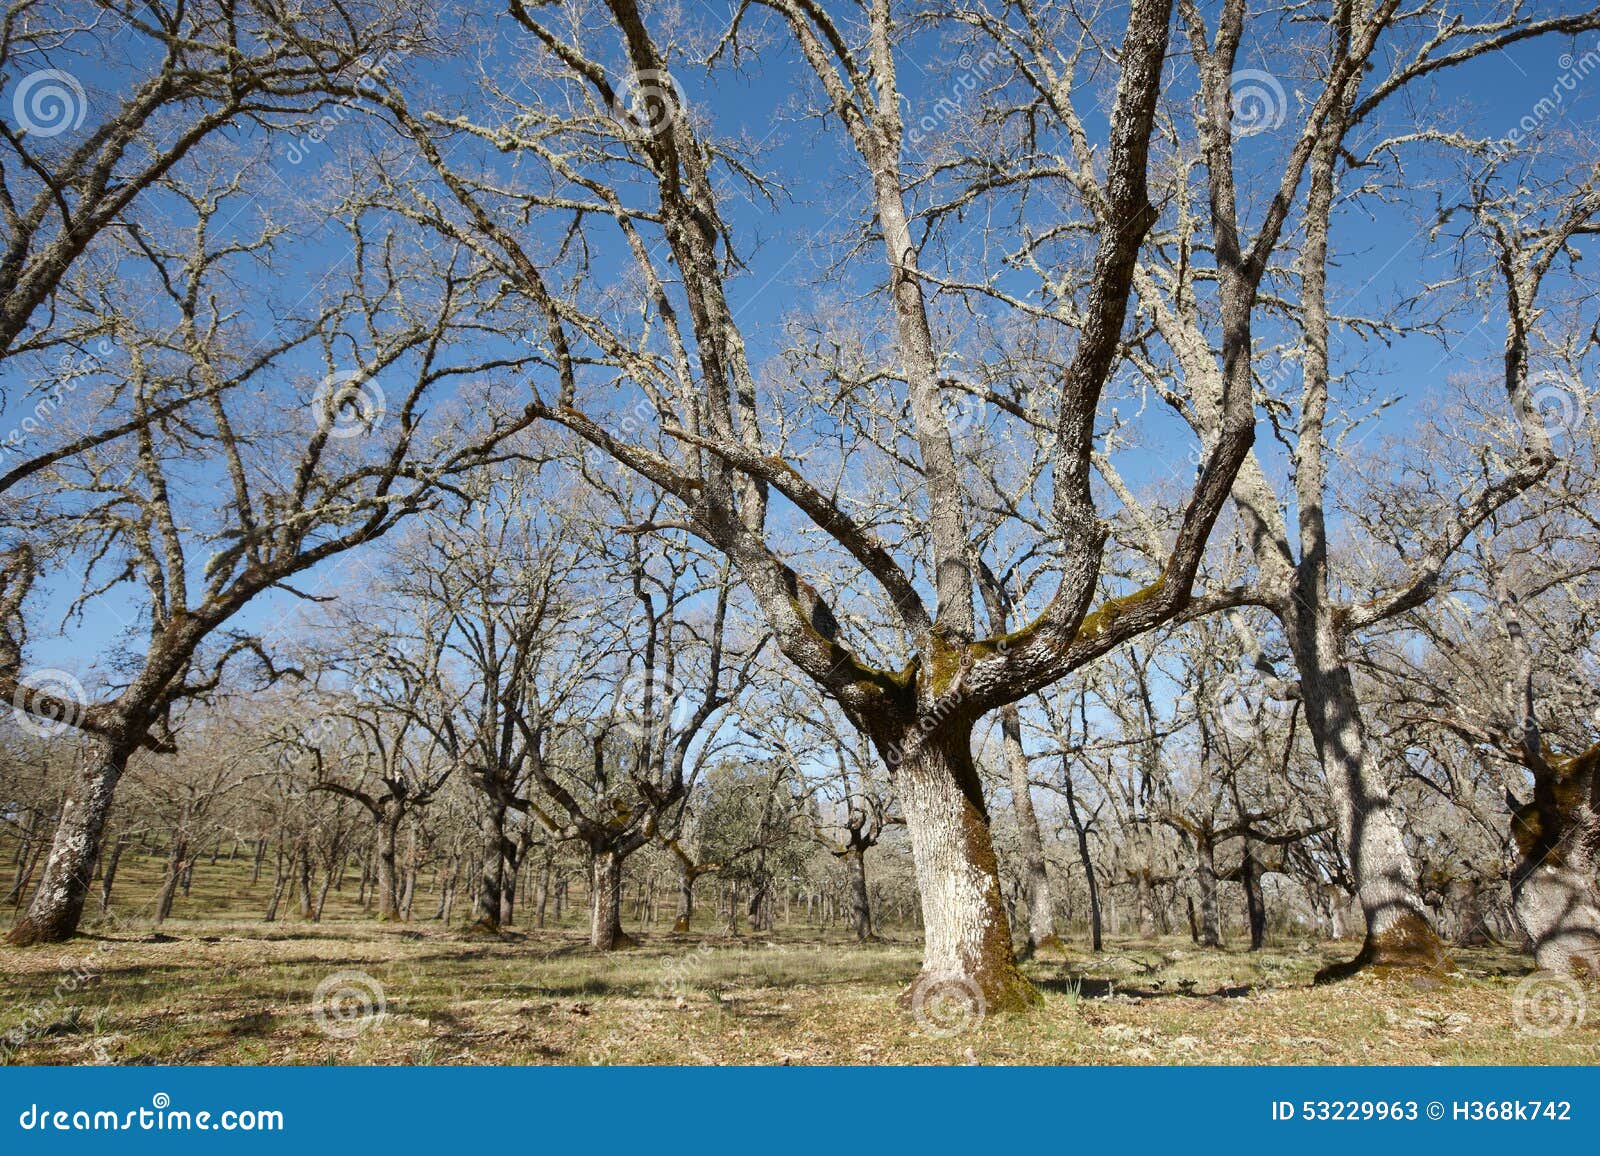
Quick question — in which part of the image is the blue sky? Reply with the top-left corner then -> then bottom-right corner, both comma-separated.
2,3 -> 1597,702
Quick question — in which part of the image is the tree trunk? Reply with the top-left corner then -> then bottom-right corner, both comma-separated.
313,866 -> 333,921
1298,625 -> 1446,981
98,834 -> 129,916
297,844 -> 313,920
1001,705 -> 1059,955
469,804 -> 506,933
1239,844 -> 1267,951
265,847 -> 290,922
1195,835 -> 1222,948
6,735 -> 130,945
1063,766 -> 1102,951
892,725 -> 1037,1012
672,860 -> 694,934
154,838 -> 189,924
500,860 -> 518,929
846,846 -> 874,942
1135,871 -> 1157,940
438,859 -> 458,923
534,856 -> 551,929
1510,750 -> 1600,977
375,807 -> 403,921
6,807 -> 47,906
589,848 -> 632,950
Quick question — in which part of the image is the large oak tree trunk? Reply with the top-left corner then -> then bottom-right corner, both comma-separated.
6,735 -> 129,946
1298,623 -> 1445,980
1510,748 -> 1600,977
590,849 -> 633,950
893,725 -> 1037,1012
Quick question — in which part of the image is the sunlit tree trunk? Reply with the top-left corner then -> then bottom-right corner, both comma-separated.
375,806 -> 403,922
1297,613 -> 1444,979
1510,745 -> 1600,977
7,735 -> 130,946
590,849 -> 631,950
893,724 -> 1036,1011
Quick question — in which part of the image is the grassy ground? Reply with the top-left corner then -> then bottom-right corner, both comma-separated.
1,855 -> 1594,1065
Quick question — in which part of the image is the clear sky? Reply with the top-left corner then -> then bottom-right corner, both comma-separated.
3,3 -> 1597,698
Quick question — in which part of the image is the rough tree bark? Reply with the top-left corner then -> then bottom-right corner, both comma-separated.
1509,744 -> 1600,976
589,849 -> 632,950
845,847 -> 873,942
6,734 -> 130,946
891,725 -> 1036,1010
1300,619 -> 1443,980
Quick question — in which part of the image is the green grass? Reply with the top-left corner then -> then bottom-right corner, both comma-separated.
1,855 -> 1594,1065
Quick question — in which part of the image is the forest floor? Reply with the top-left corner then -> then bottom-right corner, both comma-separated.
1,858 -> 1594,1065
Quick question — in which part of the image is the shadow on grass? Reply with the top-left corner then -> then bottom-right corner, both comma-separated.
1034,975 -> 1258,1001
